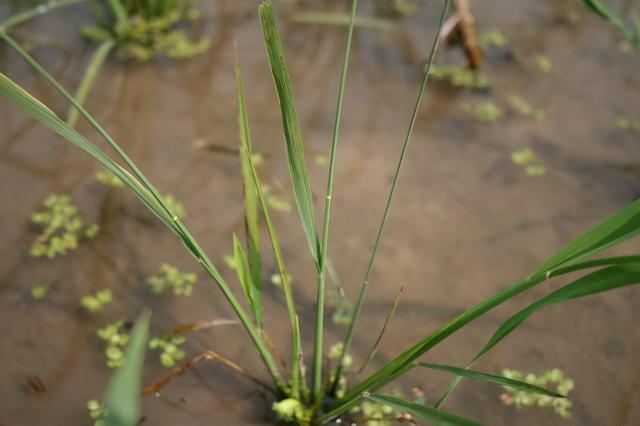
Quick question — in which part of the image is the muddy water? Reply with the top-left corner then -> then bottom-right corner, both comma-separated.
1,0 -> 640,425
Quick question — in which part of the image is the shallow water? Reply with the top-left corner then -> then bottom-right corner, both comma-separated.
1,0 -> 640,425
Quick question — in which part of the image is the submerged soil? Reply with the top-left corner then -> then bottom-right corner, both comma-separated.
1,0 -> 639,425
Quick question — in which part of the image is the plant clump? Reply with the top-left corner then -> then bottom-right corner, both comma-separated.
147,263 -> 197,296
82,0 -> 210,61
86,399 -> 106,426
148,334 -> 186,367
30,282 -> 49,300
97,320 -> 130,368
81,289 -> 113,313
511,148 -> 546,177
29,194 -> 99,258
500,368 -> 574,418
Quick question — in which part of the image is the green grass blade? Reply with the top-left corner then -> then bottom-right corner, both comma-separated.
290,314 -> 302,399
0,0 -> 87,32
357,286 -> 403,375
67,39 -> 114,127
108,0 -> 130,33
235,57 -> 263,330
259,2 -> 319,262
322,255 -> 640,421
366,394 -> 481,426
330,0 -> 450,397
235,59 -> 299,390
233,233 -> 261,326
475,265 -> 640,362
103,312 -> 150,426
417,362 -> 564,398
535,199 -> 640,274
311,0 -> 358,405
581,0 -> 639,47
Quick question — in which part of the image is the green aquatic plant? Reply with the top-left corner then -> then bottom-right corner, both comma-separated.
147,263 -> 196,296
500,368 -> 574,418
162,194 -> 186,220
5,0 -> 640,424
581,0 -> 640,50
508,95 -> 544,120
511,148 -> 546,177
148,334 -> 186,367
97,320 -> 131,368
29,194 -> 99,258
430,65 -> 491,89
87,399 -> 106,426
463,101 -> 503,122
615,116 -> 640,130
30,282 -> 49,299
82,289 -> 113,313
535,54 -> 554,74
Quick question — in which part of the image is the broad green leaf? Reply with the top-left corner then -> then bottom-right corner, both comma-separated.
416,362 -> 564,398
235,59 -> 262,328
259,2 -> 319,262
535,198 -> 640,274
366,394 -> 481,426
103,312 -> 150,426
233,233 -> 260,325
67,40 -> 114,127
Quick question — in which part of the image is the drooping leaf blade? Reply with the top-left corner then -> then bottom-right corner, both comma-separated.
416,362 -> 564,398
259,2 -> 319,262
103,312 -> 150,426
366,394 -> 481,426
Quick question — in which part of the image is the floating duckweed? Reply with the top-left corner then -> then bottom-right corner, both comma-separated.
431,65 -> 491,89
328,343 -> 352,369
95,170 -> 124,188
147,263 -> 197,296
463,102 -> 503,122
149,335 -> 187,367
328,296 -> 353,326
82,0 -> 210,62
97,320 -> 130,368
272,398 -> 312,424
87,399 -> 106,426
314,154 -> 328,166
508,95 -> 545,119
478,28 -> 508,49
535,55 -> 554,74
30,194 -> 99,258
81,289 -> 113,313
500,368 -> 574,418
511,148 -> 546,177
30,282 -> 50,300
163,194 -> 186,220
615,117 -> 640,130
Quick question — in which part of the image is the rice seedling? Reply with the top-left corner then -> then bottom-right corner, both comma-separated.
3,0 -> 640,424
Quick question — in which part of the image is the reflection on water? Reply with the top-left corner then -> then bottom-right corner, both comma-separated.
1,0 -> 640,425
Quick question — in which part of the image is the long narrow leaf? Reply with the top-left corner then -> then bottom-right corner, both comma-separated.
259,2 -> 319,261
417,362 -> 564,398
103,312 -> 150,426
581,0 -> 639,47
330,0 -> 451,396
0,0 -> 87,32
366,394 -> 481,426
235,57 -> 263,329
232,233 -> 260,325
